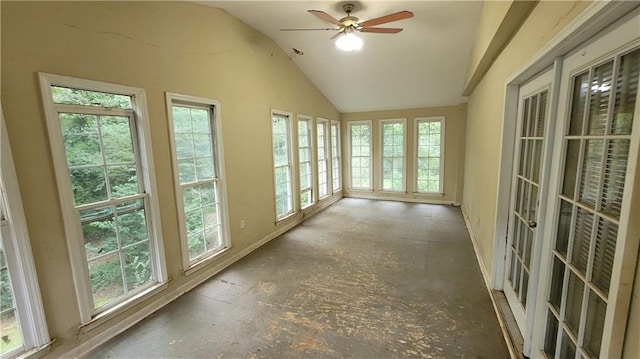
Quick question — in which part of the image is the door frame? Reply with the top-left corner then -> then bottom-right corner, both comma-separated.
490,0 -> 640,355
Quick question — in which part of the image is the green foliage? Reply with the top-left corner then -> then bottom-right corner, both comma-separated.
56,88 -> 153,308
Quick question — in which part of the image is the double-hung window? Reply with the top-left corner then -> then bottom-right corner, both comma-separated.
317,118 -> 329,198
331,121 -> 342,193
166,93 -> 230,270
381,119 -> 406,192
0,111 -> 50,358
298,116 -> 314,209
348,121 -> 373,190
415,117 -> 445,194
39,73 -> 167,323
271,111 -> 294,220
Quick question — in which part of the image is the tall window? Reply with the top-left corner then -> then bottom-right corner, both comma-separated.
272,111 -> 294,220
298,116 -> 314,209
317,119 -> 329,198
40,73 -> 166,323
167,94 -> 229,269
415,117 -> 444,194
331,121 -> 342,193
0,112 -> 50,357
348,121 -> 372,190
381,119 -> 406,192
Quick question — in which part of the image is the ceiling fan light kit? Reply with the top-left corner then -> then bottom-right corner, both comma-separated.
335,31 -> 363,52
280,3 -> 414,53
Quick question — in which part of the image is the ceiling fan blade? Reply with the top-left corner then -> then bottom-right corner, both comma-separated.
361,27 -> 403,34
359,11 -> 414,28
330,30 -> 345,40
280,28 -> 337,31
308,10 -> 344,27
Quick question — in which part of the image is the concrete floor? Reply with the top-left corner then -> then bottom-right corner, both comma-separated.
88,198 -> 509,358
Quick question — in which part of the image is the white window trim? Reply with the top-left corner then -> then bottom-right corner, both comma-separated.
379,118 -> 407,193
316,118 -> 331,199
38,73 -> 168,324
0,105 -> 51,357
331,120 -> 342,193
271,109 -> 296,222
347,120 -> 373,191
297,114 -> 315,210
165,93 -> 231,273
413,116 -> 445,195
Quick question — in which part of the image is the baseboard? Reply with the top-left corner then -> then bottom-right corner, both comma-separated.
64,195 -> 342,358
461,204 -> 519,359
343,192 -> 461,206
460,205 -> 490,288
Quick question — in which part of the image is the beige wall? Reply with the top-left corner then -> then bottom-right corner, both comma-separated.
462,0 -> 639,356
341,105 -> 465,204
1,1 -> 340,356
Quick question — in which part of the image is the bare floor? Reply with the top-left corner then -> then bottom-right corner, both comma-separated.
88,198 -> 509,358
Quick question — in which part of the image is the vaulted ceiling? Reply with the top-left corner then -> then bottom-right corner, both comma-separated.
200,1 -> 482,113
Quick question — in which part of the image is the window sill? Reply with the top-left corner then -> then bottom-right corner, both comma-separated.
184,246 -> 232,276
275,212 -> 296,224
17,339 -> 55,359
79,281 -> 169,332
347,188 -> 373,192
412,192 -> 444,197
378,190 -> 407,194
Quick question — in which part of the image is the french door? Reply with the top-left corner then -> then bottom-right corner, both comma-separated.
504,68 -> 554,338
532,10 -> 640,359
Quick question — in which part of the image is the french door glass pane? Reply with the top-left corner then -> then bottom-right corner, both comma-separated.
546,47 -> 639,358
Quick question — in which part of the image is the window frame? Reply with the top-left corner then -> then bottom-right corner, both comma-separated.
0,107 -> 50,358
165,93 -> 231,273
414,116 -> 446,195
347,120 -> 374,191
38,73 -> 168,324
331,120 -> 342,193
380,118 -> 407,193
271,109 -> 296,222
297,115 -> 315,210
316,118 -> 330,199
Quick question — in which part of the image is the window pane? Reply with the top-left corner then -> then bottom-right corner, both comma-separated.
569,72 -> 589,135
587,61 -> 614,136
101,116 -> 135,164
123,242 -> 151,292
52,86 -> 132,109
544,310 -> 559,358
350,123 -> 371,189
88,252 -> 124,309
416,120 -> 442,193
117,200 -> 148,247
591,217 -> 617,295
565,270 -> 584,337
81,206 -> 117,260
60,113 -> 103,167
0,248 -> 23,355
382,122 -> 405,191
611,48 -> 639,134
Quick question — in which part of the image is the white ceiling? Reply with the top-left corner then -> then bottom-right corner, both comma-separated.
198,1 -> 482,113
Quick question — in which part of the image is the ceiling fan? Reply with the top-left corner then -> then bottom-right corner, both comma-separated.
280,3 -> 414,51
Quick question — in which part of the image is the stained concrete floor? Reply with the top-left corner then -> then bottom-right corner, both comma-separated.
88,198 -> 509,358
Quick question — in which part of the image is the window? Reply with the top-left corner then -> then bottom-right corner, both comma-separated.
381,119 -> 406,192
298,116 -> 314,209
415,117 -> 444,194
271,111 -> 294,220
348,121 -> 372,190
39,73 -> 167,323
166,93 -> 230,270
317,118 -> 329,198
0,113 -> 50,358
331,121 -> 342,193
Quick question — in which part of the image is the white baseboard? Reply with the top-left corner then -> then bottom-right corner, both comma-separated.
461,204 -> 517,359
64,196 -> 342,358
343,191 -> 460,206
460,204 -> 491,288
